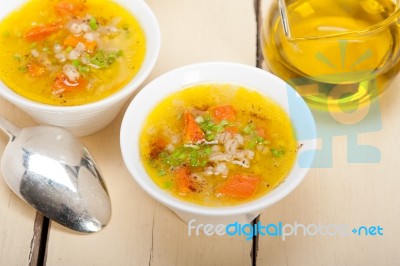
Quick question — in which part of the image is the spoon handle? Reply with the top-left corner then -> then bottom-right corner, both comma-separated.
0,116 -> 21,140
277,0 -> 292,39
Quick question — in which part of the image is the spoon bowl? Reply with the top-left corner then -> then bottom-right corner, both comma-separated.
0,117 -> 111,233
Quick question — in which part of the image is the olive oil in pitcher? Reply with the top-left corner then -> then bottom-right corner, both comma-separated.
261,0 -> 400,111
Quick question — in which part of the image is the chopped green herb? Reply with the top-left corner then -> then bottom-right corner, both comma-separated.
203,146 -> 212,155
110,49 -> 123,58
164,180 -> 172,189
18,66 -> 28,72
242,123 -> 256,135
200,117 -> 229,141
271,147 -> 286,158
205,132 -> 215,141
30,42 -> 37,49
188,146 -> 212,167
157,169 -> 166,176
199,117 -> 214,131
108,50 -> 123,64
77,65 -> 90,73
161,145 -> 212,168
90,51 -> 107,68
13,54 -> 22,62
198,148 -> 211,167
247,139 -> 257,150
189,150 -> 200,167
256,136 -> 265,144
213,123 -> 226,133
65,46 -> 73,53
89,17 -> 98,30
90,50 -> 123,68
122,25 -> 131,38
199,159 -> 208,167
72,59 -> 80,67
163,147 -> 188,167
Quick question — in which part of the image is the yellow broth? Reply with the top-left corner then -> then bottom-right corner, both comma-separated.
0,0 -> 146,106
139,83 -> 298,206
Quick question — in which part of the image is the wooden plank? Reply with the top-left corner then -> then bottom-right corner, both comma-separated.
0,99 -> 43,266
45,0 -> 256,265
257,0 -> 400,265
29,213 -> 47,266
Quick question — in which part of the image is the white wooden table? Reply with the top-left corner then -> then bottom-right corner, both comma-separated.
0,0 -> 399,265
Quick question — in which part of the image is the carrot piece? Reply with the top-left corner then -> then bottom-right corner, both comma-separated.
212,105 -> 236,122
54,0 -> 85,16
64,34 -> 97,53
176,167 -> 195,195
225,125 -> 239,134
63,34 -> 77,47
216,173 -> 260,198
24,23 -> 62,41
149,137 -> 167,159
184,111 -> 205,143
27,62 -> 46,77
256,127 -> 267,138
52,73 -> 87,94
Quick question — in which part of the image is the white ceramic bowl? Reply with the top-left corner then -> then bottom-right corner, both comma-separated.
0,0 -> 160,136
120,62 -> 317,225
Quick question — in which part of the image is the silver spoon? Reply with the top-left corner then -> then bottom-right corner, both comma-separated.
277,0 -> 292,39
0,116 -> 111,233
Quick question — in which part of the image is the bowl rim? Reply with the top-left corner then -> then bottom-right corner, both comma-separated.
0,0 -> 160,111
120,61 -> 317,217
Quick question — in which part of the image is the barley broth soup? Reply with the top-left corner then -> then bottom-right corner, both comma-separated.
139,83 -> 298,206
0,0 -> 146,106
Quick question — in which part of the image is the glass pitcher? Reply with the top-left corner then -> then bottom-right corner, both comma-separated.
261,0 -> 400,111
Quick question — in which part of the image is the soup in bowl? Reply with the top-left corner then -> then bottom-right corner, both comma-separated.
120,62 -> 317,224
139,83 -> 298,206
0,0 -> 160,136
